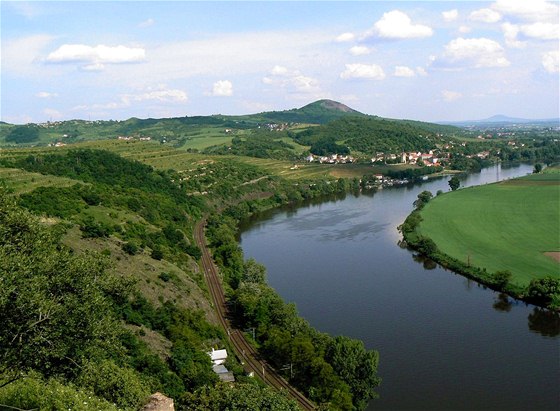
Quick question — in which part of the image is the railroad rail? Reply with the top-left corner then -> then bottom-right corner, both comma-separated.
194,220 -> 315,410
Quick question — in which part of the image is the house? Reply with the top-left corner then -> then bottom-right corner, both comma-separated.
208,348 -> 235,382
209,348 -> 227,365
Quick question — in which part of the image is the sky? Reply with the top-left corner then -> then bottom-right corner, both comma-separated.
1,1 -> 559,124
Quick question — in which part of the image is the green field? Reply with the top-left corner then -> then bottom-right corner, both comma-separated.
417,169 -> 560,286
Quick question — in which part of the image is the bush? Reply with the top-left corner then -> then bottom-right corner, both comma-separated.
151,247 -> 164,260
122,241 -> 139,255
0,375 -> 117,411
77,360 -> 149,409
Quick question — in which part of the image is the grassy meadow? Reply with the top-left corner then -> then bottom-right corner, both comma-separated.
417,168 -> 560,286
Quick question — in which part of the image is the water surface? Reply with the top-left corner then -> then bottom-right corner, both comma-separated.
239,164 -> 560,410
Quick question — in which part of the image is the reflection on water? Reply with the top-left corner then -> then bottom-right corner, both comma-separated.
528,308 -> 560,337
240,163 -> 559,410
493,293 -> 514,312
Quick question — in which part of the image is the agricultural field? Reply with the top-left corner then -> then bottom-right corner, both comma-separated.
417,168 -> 560,286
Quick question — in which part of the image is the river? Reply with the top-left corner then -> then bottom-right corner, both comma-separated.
238,163 -> 560,411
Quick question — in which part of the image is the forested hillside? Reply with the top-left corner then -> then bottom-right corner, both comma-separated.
0,147 -> 380,410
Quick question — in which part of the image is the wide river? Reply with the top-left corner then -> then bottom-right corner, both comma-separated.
238,163 -> 559,411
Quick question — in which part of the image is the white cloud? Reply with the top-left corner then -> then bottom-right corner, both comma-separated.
491,0 -> 559,23
263,66 -> 322,95
459,25 -> 472,34
469,8 -> 502,23
542,50 -> 559,73
340,63 -> 385,80
501,21 -> 558,48
211,80 -> 233,97
36,91 -> 58,98
138,18 -> 154,28
441,90 -> 462,102
366,10 -> 433,40
442,9 -> 459,23
441,37 -> 510,68
349,46 -> 371,56
519,22 -> 559,40
46,44 -> 146,68
501,23 -> 527,48
270,65 -> 289,76
336,32 -> 355,42
393,66 -> 415,77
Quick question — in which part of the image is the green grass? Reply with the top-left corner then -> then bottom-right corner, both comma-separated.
0,167 -> 81,194
417,170 -> 560,286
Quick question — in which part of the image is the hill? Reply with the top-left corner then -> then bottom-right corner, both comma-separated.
252,99 -> 367,124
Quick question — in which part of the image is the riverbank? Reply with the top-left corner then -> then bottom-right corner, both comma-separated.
400,168 -> 560,310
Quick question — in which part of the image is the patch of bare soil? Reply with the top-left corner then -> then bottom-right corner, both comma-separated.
544,251 -> 560,262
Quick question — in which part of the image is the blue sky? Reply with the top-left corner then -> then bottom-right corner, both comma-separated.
1,1 -> 558,124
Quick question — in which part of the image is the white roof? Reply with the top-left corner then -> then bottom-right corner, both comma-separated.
209,348 -> 228,363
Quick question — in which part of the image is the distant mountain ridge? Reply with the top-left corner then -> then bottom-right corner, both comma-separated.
442,115 -> 560,126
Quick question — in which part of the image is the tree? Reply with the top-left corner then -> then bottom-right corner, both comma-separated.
0,191 -> 129,385
325,336 -> 381,410
448,176 -> 460,191
493,270 -> 512,288
533,163 -> 543,174
413,190 -> 433,209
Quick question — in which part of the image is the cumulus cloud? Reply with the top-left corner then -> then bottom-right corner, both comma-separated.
393,66 -> 415,77
211,80 -> 233,96
340,63 -> 385,80
491,0 -> 559,23
349,46 -> 371,56
469,8 -> 502,23
519,22 -> 559,40
366,10 -> 433,40
542,50 -> 559,73
442,9 -> 459,22
459,26 -> 472,34
501,23 -> 527,48
441,90 -> 463,101
262,66 -> 322,95
36,91 -> 58,98
440,37 -> 510,68
501,21 -> 558,48
46,44 -> 146,70
336,32 -> 355,42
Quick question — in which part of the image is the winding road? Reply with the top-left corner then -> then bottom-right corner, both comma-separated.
194,220 -> 316,410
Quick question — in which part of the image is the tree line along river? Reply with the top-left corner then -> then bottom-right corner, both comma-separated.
238,163 -> 559,411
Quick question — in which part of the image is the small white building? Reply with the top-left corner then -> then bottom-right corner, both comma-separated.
208,348 -> 235,382
209,348 -> 228,366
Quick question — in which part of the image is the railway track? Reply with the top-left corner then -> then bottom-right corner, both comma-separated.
194,220 -> 315,410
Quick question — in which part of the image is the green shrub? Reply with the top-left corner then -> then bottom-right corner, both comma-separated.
77,360 -> 149,409
0,375 -> 117,411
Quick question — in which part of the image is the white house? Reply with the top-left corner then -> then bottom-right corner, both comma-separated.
209,348 -> 228,366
